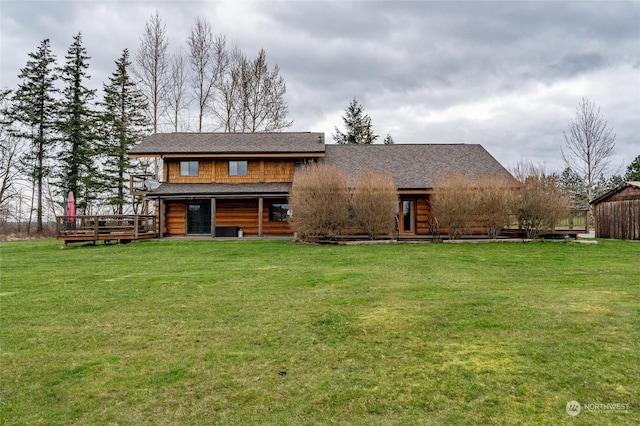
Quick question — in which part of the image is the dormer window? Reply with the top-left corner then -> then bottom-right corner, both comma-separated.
180,161 -> 198,176
229,160 -> 248,176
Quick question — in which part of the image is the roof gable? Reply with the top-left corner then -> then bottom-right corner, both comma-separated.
324,144 -> 516,189
590,181 -> 640,205
129,132 -> 325,155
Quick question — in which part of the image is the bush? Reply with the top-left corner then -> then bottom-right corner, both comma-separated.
511,164 -> 570,239
475,176 -> 514,239
431,173 -> 476,240
289,162 -> 351,241
352,170 -> 398,239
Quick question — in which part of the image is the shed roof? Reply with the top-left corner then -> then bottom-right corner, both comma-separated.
324,144 -> 517,189
129,132 -> 325,156
590,181 -> 640,205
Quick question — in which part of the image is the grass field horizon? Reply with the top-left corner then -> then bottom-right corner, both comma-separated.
1,238 -> 638,424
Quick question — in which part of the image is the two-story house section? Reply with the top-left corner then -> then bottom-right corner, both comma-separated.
128,132 -> 325,237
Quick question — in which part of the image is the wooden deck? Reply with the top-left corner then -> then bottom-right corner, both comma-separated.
56,215 -> 156,245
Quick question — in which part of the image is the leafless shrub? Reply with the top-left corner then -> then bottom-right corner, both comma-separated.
352,170 -> 398,239
475,176 -> 515,239
431,173 -> 477,240
289,162 -> 350,241
511,163 -> 571,239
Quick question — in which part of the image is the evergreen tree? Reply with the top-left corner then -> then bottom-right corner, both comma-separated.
625,155 -> 640,181
383,133 -> 394,145
11,39 -> 58,233
57,33 -> 99,214
99,49 -> 150,214
332,98 -> 378,144
559,167 -> 588,209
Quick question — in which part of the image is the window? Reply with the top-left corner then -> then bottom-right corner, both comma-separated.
229,160 -> 248,176
180,161 -> 198,176
270,203 -> 290,222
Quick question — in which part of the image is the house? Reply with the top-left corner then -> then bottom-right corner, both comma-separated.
128,132 -> 516,238
590,181 -> 640,240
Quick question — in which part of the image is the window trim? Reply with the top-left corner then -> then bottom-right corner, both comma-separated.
179,161 -> 199,177
229,160 -> 248,176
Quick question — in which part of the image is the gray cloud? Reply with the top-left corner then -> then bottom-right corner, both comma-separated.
1,0 -> 638,171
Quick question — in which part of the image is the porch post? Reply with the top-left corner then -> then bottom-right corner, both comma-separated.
211,197 -> 216,237
258,197 -> 264,238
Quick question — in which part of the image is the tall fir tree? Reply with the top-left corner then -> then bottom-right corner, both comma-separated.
11,39 -> 58,233
332,98 -> 378,144
57,33 -> 99,214
99,49 -> 150,214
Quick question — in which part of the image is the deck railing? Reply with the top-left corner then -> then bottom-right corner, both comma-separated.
56,215 -> 156,241
504,209 -> 589,235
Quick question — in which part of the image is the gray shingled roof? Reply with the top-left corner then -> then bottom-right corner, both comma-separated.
129,132 -> 325,155
148,182 -> 292,197
324,144 -> 517,189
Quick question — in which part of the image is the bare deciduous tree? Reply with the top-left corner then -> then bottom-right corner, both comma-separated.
1,89 -> 23,214
562,98 -> 616,203
352,170 -> 398,239
187,18 -> 225,132
167,49 -> 191,132
217,48 -> 292,133
134,11 -> 169,134
289,162 -> 350,241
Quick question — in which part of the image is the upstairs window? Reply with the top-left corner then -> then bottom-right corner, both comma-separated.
229,160 -> 248,176
180,161 -> 199,176
269,203 -> 290,222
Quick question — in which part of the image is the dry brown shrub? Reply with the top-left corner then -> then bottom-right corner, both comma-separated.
431,173 -> 476,239
475,176 -> 515,239
352,170 -> 398,239
289,162 -> 350,241
511,163 -> 571,239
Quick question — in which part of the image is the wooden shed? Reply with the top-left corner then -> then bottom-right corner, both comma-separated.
590,182 -> 640,240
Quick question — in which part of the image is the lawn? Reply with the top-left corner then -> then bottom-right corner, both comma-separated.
1,238 -> 638,425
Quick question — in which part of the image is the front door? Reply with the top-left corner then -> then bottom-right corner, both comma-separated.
187,202 -> 211,234
399,200 -> 415,234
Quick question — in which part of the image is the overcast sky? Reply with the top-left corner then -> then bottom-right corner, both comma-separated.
1,0 -> 638,173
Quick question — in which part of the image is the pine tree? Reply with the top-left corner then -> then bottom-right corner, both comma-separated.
11,39 -> 58,233
99,49 -> 150,214
57,33 -> 99,214
625,155 -> 640,181
332,98 -> 378,144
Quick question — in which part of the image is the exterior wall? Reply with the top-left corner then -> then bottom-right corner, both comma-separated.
165,201 -> 187,235
263,161 -> 296,182
594,187 -> 640,240
167,160 -> 215,183
215,200 -> 260,233
416,197 -> 433,235
163,159 -> 296,184
160,198 -> 293,237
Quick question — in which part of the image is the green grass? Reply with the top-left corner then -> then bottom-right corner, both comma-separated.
1,238 -> 638,425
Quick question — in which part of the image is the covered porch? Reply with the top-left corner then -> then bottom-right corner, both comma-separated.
149,182 -> 293,238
